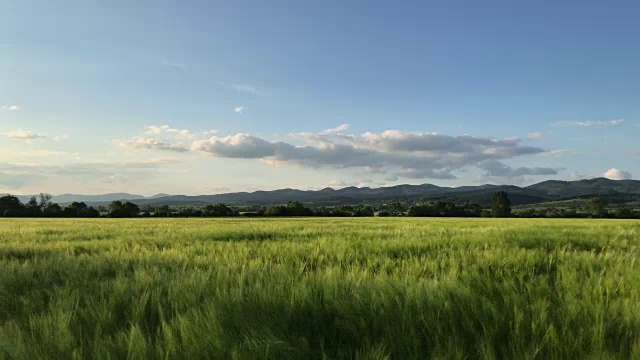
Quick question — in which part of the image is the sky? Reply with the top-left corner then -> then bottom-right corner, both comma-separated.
1,0 -> 639,195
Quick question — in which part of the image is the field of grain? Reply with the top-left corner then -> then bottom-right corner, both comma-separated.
0,218 -> 639,359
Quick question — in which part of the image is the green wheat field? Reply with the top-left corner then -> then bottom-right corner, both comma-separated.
0,218 -> 639,359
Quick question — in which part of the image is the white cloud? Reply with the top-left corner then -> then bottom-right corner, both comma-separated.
234,106 -> 245,113
115,137 -> 190,152
526,132 -> 547,140
552,119 -> 624,127
145,125 -> 217,140
603,168 -> 632,180
120,125 -> 561,181
7,129 -> 46,141
324,124 -> 349,133
1,105 -> 21,111
53,135 -> 69,142
540,149 -> 570,157
146,125 -> 170,135
188,130 -> 551,180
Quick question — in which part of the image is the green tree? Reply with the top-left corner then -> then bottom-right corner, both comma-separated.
203,203 -> 237,217
0,195 -> 24,216
25,196 -> 42,217
587,198 -> 607,218
42,203 -> 63,217
155,205 -> 171,217
63,202 -> 89,217
491,191 -> 512,217
38,193 -> 53,208
108,201 -> 140,218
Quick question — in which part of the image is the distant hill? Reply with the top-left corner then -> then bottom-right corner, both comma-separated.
526,178 -> 640,198
51,193 -> 148,203
127,178 -> 635,207
2,193 -> 164,204
5,178 -> 640,207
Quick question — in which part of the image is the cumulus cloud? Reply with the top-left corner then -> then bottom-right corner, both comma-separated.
7,129 -> 46,141
603,168 -> 632,180
340,131 -> 539,156
2,105 -> 20,111
119,125 -> 560,180
188,130 -> 552,180
234,106 -> 245,113
552,119 -> 624,127
526,132 -> 547,140
146,125 -> 170,135
324,124 -> 349,133
478,160 -> 558,178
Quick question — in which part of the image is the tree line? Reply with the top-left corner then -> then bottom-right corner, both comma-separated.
0,195 -> 140,218
1,192 -> 637,219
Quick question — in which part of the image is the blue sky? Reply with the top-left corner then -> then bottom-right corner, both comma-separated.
1,0 -> 639,195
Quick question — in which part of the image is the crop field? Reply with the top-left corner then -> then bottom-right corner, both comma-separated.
0,218 -> 639,359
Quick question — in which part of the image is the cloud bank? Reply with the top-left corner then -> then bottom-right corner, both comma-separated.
118,126 -> 559,180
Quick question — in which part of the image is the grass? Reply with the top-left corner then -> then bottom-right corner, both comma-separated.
0,217 -> 639,359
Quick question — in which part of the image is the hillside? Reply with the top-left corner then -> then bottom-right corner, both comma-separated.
9,177 -> 632,208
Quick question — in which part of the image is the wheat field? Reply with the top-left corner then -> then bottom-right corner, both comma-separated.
0,218 -> 638,359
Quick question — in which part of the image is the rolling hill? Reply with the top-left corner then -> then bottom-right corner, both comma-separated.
9,177 -> 634,208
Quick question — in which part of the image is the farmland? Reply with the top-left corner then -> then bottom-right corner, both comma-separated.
0,218 -> 639,359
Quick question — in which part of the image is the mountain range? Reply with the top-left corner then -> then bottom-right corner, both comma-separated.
7,178 -> 640,208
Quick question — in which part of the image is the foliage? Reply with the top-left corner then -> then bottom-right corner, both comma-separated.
408,201 -> 482,217
155,205 -> 171,217
492,191 -> 512,217
108,201 -> 140,218
202,203 -> 238,217
0,218 -> 638,359
315,205 -> 375,217
0,194 -> 101,218
587,198 -> 608,218
265,201 -> 315,216
0,195 -> 23,216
